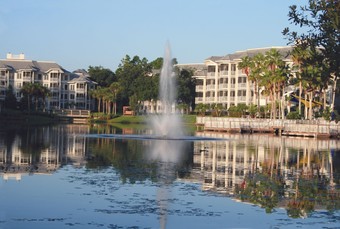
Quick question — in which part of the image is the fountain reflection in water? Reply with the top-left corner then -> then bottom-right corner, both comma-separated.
147,43 -> 184,229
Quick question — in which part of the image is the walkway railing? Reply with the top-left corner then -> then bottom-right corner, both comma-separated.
52,109 -> 91,118
196,117 -> 340,138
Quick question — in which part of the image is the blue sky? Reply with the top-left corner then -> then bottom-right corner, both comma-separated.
0,0 -> 308,71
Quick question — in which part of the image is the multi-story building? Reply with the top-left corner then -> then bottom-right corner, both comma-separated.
0,53 -> 97,110
178,46 -> 294,109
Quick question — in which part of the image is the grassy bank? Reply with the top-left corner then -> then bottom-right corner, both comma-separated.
105,114 -> 197,125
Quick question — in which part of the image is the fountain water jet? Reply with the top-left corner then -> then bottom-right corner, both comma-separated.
149,42 -> 183,138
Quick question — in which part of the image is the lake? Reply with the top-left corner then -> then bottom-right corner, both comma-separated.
0,124 -> 339,229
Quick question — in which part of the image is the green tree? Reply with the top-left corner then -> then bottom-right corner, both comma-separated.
176,68 -> 196,112
238,56 -> 255,107
109,82 -> 122,115
4,85 -> 17,109
115,55 -> 152,106
88,66 -> 116,87
20,82 -> 35,113
263,49 -> 289,119
150,57 -> 163,69
283,0 -> 340,110
194,103 -> 208,116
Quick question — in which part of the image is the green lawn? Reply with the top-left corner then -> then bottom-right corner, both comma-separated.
107,114 -> 197,124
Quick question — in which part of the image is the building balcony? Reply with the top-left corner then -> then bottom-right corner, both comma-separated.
196,85 -> 204,91
218,96 -> 229,102
206,85 -> 215,90
220,70 -> 228,76
238,83 -> 247,88
205,97 -> 215,102
195,97 -> 203,103
218,84 -> 228,89
238,96 -> 247,102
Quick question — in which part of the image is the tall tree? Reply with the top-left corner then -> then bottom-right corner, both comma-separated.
283,0 -> 340,110
4,85 -> 17,109
115,55 -> 152,106
238,56 -> 255,107
88,66 -> 116,87
20,82 -> 35,113
176,68 -> 196,112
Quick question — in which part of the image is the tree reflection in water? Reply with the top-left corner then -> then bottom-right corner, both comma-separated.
1,124 -> 339,222
194,133 -> 340,218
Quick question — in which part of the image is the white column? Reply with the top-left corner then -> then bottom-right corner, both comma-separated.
214,63 -> 219,103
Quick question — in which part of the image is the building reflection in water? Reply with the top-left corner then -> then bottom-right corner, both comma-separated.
1,125 -> 339,218
192,132 -> 340,217
0,125 -> 89,181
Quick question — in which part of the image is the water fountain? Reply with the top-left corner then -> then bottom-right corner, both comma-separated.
85,43 -> 223,142
149,42 -> 183,138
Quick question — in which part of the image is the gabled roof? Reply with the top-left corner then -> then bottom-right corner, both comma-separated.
205,46 -> 293,63
0,60 -> 38,71
68,75 -> 98,85
33,61 -> 67,73
0,57 -> 69,73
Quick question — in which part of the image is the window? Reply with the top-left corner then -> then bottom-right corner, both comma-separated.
70,85 -> 75,90
77,83 -> 85,89
64,85 -> 68,90
238,77 -> 247,83
23,72 -> 31,77
17,73 -> 22,79
0,71 -> 5,76
76,93 -> 85,98
44,74 -> 49,80
50,73 -> 58,78
237,90 -> 246,96
70,94 -> 75,99
220,64 -> 228,71
50,83 -> 59,88
208,66 -> 216,73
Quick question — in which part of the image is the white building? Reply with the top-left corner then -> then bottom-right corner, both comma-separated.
178,46 -> 294,109
0,53 -> 97,110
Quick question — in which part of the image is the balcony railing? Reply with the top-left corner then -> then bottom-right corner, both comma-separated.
220,70 -> 228,76
195,97 -> 203,103
196,85 -> 204,91
207,72 -> 216,78
218,84 -> 228,89
206,85 -> 215,90
237,83 -> 247,88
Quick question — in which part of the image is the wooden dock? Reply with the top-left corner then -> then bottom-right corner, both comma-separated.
196,117 -> 340,138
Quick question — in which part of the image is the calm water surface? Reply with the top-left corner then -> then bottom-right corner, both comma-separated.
0,124 -> 339,229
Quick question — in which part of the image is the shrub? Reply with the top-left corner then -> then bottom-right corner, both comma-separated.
286,111 -> 301,120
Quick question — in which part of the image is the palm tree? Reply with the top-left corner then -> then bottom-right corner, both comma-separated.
20,82 -> 35,113
264,49 -> 287,119
109,82 -> 121,115
251,53 -> 266,111
238,56 -> 255,107
39,85 -> 51,112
